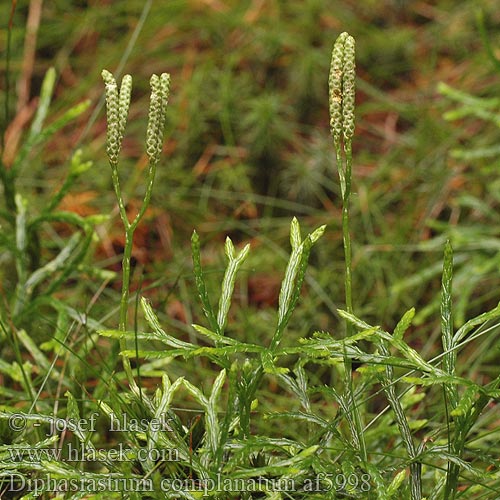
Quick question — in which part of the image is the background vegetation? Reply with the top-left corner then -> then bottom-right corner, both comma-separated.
1,0 -> 500,498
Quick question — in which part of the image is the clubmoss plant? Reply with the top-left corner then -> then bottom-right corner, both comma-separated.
328,31 -> 367,463
102,69 -> 170,386
5,20 -> 500,497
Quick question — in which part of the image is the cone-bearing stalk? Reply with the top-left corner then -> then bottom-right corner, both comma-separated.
328,32 -> 367,462
102,69 -> 170,388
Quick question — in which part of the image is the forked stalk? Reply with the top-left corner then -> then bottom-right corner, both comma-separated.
102,70 -> 170,387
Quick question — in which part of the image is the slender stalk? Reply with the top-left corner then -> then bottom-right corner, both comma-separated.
102,70 -> 170,390
119,229 -> 133,331
110,165 -> 130,232
114,165 -> 159,391
342,141 -> 354,334
329,31 -> 367,463
131,162 -> 156,230
118,227 -> 138,390
341,140 -> 367,461
117,166 -> 157,388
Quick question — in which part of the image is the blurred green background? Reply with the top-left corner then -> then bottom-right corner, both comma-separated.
2,0 -> 500,356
